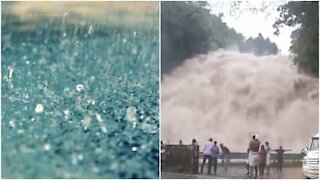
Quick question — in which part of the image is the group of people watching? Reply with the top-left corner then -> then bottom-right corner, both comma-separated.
162,135 -> 291,178
200,138 -> 230,175
247,134 -> 291,179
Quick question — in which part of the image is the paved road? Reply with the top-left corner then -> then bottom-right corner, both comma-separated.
161,166 -> 305,179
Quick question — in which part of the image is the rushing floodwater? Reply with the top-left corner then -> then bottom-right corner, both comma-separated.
1,3 -> 159,178
161,50 -> 318,153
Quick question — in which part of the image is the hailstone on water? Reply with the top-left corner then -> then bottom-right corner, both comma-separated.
126,106 -> 137,121
35,104 -> 44,113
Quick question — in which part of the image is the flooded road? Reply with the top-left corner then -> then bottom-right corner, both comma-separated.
161,166 -> 304,179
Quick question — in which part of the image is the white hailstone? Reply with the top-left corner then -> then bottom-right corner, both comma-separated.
132,121 -> 137,128
64,109 -> 70,116
81,116 -> 91,128
87,99 -> 96,105
78,154 -> 83,160
17,129 -> 25,134
8,66 -> 14,80
133,31 -> 137,37
126,106 -> 137,121
44,143 -> 51,151
100,126 -> 107,133
96,113 -> 103,123
76,84 -> 84,92
35,104 -> 44,113
88,25 -> 93,35
23,94 -> 29,100
9,120 -> 15,128
131,146 -> 138,152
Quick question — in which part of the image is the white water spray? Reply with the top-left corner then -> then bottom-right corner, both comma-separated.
161,50 -> 318,152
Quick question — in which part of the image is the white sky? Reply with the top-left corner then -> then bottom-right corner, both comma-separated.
209,0 -> 295,54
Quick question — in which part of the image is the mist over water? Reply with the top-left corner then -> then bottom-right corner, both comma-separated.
161,50 -> 319,152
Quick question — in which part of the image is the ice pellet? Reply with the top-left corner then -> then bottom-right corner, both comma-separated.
81,116 -> 91,128
96,113 -> 103,123
100,126 -> 107,133
76,84 -> 84,92
64,109 -> 70,116
131,146 -> 137,152
44,143 -> 51,151
35,104 -> 44,113
9,120 -> 15,128
126,106 -> 137,121
8,66 -> 13,80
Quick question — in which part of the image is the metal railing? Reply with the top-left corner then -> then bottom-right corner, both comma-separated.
162,144 -> 304,174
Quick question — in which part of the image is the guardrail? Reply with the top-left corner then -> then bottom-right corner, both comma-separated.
198,152 -> 304,162
162,144 -> 304,174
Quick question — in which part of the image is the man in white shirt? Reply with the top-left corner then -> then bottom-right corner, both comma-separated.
200,138 -> 213,175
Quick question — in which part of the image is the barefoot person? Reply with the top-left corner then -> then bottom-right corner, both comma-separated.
259,145 -> 267,176
200,138 -> 213,175
220,143 -> 230,170
265,141 -> 271,175
248,134 -> 260,179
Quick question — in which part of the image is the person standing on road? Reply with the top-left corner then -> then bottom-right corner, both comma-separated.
259,145 -> 267,176
220,143 -> 230,170
248,134 -> 260,179
190,138 -> 199,173
200,138 -> 213,175
246,148 -> 250,175
265,141 -> 271,175
211,141 -> 220,175
272,146 -> 291,172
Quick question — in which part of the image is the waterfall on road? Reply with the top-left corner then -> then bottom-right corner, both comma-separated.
161,50 -> 318,152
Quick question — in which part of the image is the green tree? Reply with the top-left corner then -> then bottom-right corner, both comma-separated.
274,1 -> 319,77
161,1 -> 243,75
239,33 -> 279,56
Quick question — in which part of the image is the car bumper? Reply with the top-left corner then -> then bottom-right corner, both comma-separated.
303,166 -> 319,179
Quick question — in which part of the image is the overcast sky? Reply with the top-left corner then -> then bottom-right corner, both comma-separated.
209,0 -> 295,54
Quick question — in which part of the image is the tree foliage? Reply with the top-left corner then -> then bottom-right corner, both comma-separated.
239,33 -> 279,56
274,1 -> 319,77
161,1 -> 243,74
161,1 -> 279,75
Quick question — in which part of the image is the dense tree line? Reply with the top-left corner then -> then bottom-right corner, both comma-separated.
274,1 -> 319,77
239,33 -> 279,56
161,2 -> 243,74
161,1 -> 279,75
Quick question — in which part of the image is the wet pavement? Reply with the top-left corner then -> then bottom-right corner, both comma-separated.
161,166 -> 305,179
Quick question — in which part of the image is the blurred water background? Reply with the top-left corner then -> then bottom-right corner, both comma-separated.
1,2 -> 159,178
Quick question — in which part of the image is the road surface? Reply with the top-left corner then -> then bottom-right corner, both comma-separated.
161,166 -> 304,179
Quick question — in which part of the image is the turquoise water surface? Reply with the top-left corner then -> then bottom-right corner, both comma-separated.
1,5 -> 159,179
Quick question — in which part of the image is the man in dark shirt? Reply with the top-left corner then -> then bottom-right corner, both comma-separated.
211,141 -> 220,175
220,143 -> 230,170
272,146 -> 291,172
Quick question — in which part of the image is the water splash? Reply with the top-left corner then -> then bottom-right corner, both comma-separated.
161,50 -> 318,152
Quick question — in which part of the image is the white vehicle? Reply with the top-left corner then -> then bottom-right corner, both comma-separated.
302,133 -> 319,179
